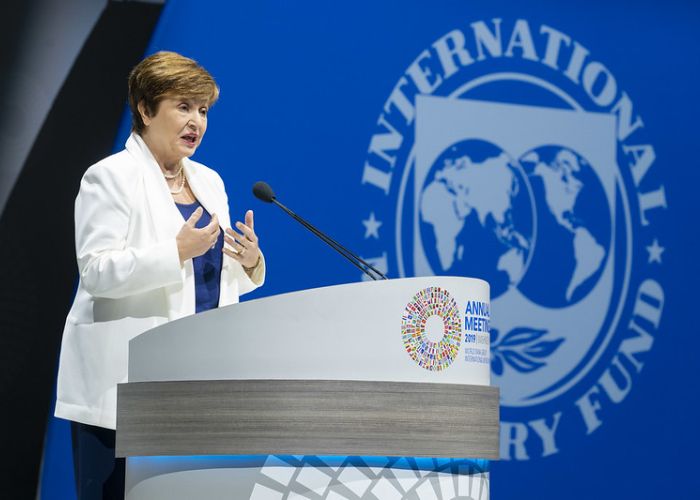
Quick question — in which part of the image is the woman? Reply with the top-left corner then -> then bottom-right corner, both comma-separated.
54,51 -> 264,499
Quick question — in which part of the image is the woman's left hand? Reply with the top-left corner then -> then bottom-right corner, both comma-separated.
223,210 -> 261,268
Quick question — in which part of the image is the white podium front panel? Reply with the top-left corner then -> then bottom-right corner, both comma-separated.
128,276 -> 491,386
122,277 -> 496,500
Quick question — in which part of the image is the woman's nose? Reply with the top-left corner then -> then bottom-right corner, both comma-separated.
189,113 -> 202,128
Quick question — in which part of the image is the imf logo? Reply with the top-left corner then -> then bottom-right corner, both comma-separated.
358,18 -> 667,460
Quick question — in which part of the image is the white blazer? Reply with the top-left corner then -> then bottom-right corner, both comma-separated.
55,133 -> 264,430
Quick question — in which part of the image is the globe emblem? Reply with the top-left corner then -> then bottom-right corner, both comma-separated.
419,140 -> 610,307
518,145 -> 611,307
419,139 -> 534,299
418,138 -> 616,403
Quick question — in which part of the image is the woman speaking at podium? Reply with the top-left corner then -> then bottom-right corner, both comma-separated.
54,51 -> 265,499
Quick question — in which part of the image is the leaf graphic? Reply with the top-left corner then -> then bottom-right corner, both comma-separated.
502,349 -> 546,373
490,326 -> 563,375
525,338 -> 565,358
491,354 -> 504,376
490,328 -> 500,344
499,327 -> 548,347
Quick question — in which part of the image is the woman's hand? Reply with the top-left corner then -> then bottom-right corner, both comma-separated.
176,207 -> 220,264
223,210 -> 261,268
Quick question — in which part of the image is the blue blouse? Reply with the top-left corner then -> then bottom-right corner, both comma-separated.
176,201 -> 224,313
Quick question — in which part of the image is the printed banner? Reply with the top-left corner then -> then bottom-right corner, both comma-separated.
114,1 -> 700,498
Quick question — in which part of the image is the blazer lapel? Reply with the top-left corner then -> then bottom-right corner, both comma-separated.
182,158 -> 238,308
125,133 -> 195,319
125,133 -> 184,240
124,133 -> 235,314
183,158 -> 231,231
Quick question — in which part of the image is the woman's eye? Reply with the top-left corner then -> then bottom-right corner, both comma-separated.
199,108 -> 208,116
179,104 -> 189,111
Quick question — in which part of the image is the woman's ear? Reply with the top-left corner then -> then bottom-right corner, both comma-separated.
137,101 -> 151,127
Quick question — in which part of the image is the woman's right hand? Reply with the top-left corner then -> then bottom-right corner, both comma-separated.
176,207 -> 220,264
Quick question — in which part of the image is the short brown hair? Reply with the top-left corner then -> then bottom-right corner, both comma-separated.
128,51 -> 220,134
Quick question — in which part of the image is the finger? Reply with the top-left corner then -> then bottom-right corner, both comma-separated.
206,213 -> 220,234
187,207 -> 204,226
225,227 -> 246,241
224,234 -> 247,252
223,246 -> 244,261
234,221 -> 257,241
225,229 -> 253,249
245,210 -> 254,231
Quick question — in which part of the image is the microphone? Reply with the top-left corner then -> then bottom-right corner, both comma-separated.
252,181 -> 275,203
252,181 -> 387,280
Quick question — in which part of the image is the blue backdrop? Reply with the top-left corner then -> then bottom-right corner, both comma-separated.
111,0 -> 698,498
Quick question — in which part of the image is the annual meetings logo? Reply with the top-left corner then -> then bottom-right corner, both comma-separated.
401,287 -> 463,371
358,18 -> 666,460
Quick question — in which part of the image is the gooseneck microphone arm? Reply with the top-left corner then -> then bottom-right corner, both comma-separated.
271,197 -> 385,280
253,181 -> 388,281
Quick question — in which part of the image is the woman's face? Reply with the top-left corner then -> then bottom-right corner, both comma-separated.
140,96 -> 209,168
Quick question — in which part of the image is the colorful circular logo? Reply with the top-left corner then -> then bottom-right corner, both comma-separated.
401,287 -> 462,371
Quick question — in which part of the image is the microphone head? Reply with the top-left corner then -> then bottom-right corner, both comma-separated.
252,181 -> 275,203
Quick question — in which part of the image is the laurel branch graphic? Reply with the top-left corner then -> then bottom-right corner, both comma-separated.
490,327 -> 564,375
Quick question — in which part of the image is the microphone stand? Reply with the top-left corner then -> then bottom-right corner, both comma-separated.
270,198 -> 388,281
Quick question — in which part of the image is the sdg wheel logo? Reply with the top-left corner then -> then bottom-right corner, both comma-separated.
401,287 -> 462,371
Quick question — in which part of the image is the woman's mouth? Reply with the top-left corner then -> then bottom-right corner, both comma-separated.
181,134 -> 198,147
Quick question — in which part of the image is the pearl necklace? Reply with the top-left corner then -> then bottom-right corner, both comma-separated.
163,163 -> 183,179
169,170 -> 186,194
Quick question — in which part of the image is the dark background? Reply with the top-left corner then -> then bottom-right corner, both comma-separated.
0,1 -> 163,498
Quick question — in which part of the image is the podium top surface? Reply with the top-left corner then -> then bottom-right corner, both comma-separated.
128,276 -> 491,386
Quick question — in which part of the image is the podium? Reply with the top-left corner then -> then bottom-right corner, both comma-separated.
117,277 -> 499,499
